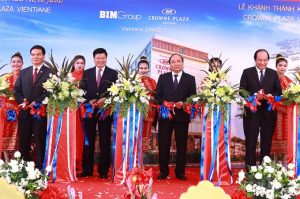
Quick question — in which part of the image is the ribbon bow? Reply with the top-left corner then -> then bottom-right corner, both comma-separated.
245,95 -> 261,113
7,109 -> 17,122
267,95 -> 283,111
79,103 -> 94,119
30,103 -> 46,120
159,101 -> 176,119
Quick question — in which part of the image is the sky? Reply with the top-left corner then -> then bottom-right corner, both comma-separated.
1,0 -> 300,137
1,0 -> 299,83
0,0 -> 202,70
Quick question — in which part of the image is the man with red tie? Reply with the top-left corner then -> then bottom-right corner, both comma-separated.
14,45 -> 52,169
79,48 -> 118,178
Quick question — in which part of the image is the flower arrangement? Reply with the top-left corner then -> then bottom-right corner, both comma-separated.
104,55 -> 150,117
282,67 -> 300,105
186,58 -> 248,113
0,151 -> 50,199
0,63 -> 13,97
0,74 -> 12,97
237,156 -> 300,199
123,167 -> 156,199
42,52 -> 85,116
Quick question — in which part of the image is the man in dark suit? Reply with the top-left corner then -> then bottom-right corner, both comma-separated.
79,48 -> 118,178
155,53 -> 196,180
14,45 -> 52,169
240,49 -> 282,167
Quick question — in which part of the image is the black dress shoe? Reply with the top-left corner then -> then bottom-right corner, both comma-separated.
176,175 -> 187,180
78,172 -> 92,177
157,174 -> 168,180
77,173 -> 88,177
99,174 -> 108,179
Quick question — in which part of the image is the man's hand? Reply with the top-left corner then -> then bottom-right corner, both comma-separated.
19,98 -> 29,110
29,101 -> 36,107
256,93 -> 264,100
175,101 -> 183,109
89,99 -> 96,106
256,89 -> 265,100
96,98 -> 106,109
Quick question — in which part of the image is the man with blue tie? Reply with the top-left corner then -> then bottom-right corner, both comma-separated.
240,49 -> 282,168
155,53 -> 196,180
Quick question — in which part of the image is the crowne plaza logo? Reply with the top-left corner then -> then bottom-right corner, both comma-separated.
162,8 -> 176,15
148,8 -> 190,24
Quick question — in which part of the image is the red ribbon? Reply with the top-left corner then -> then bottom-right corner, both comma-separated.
79,103 -> 93,119
29,104 -> 46,118
184,103 -> 192,115
125,167 -> 153,198
98,108 -> 111,120
39,185 -> 67,199
245,96 -> 261,112
194,102 -> 201,114
163,101 -> 175,119
149,102 -> 160,109
266,95 -> 283,111
230,189 -> 249,199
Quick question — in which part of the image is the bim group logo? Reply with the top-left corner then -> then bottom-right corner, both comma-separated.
99,10 -> 142,21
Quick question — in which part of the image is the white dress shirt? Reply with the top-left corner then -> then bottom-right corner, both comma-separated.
172,71 -> 182,83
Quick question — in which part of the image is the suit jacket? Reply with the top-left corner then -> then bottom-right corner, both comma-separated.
240,67 -> 282,117
80,66 -> 118,103
156,71 -> 196,122
14,65 -> 52,119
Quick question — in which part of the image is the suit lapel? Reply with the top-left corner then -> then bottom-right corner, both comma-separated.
91,67 -> 97,90
33,65 -> 45,86
251,67 -> 261,87
262,68 -> 269,86
167,73 -> 175,92
100,66 -> 109,87
26,66 -> 33,87
176,72 -> 185,91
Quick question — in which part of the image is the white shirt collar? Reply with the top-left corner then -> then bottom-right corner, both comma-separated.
96,65 -> 105,74
172,71 -> 182,77
33,64 -> 43,73
172,71 -> 183,82
255,66 -> 265,74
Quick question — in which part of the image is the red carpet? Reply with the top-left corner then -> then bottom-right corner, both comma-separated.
51,166 -> 240,198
